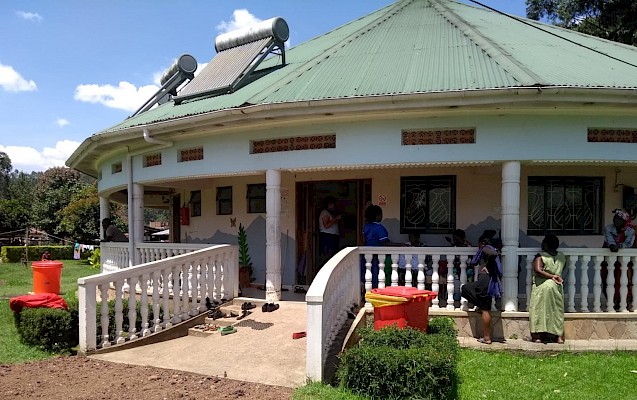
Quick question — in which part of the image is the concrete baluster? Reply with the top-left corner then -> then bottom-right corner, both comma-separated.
431,254 -> 440,308
127,275 -> 138,340
405,254 -> 413,287
378,252 -> 386,289
566,255 -> 577,312
619,256 -> 628,312
181,262 -> 190,320
100,284 -> 111,348
152,270 -> 163,332
416,255 -> 425,290
140,273 -> 150,336
391,254 -> 399,286
524,255 -> 533,311
592,256 -> 602,312
114,280 -> 125,344
172,265 -> 181,324
606,256 -> 616,312
579,256 -> 590,312
161,268 -> 172,329
459,256 -> 468,311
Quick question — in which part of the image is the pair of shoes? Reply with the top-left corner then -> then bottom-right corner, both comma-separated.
237,310 -> 251,320
241,302 -> 256,310
294,286 -> 307,294
261,303 -> 280,312
477,338 -> 492,344
218,326 -> 237,336
292,331 -> 306,339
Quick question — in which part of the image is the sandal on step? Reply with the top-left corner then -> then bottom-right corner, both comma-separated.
477,338 -> 492,344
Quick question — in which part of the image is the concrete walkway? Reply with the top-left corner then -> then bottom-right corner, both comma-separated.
90,296 -> 308,388
459,336 -> 637,351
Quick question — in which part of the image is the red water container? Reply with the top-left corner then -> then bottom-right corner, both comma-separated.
31,261 -> 64,294
371,287 -> 436,331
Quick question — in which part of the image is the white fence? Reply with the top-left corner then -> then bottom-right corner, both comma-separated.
78,244 -> 237,353
306,246 -> 637,381
101,242 -> 210,273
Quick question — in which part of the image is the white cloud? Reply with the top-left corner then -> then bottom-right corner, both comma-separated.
0,140 -> 80,173
216,9 -> 262,34
55,118 -> 70,128
74,81 -> 158,112
16,11 -> 43,22
0,63 -> 37,92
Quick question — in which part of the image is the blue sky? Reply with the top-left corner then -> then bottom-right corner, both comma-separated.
0,0 -> 527,173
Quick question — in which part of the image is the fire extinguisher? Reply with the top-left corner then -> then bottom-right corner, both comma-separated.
180,204 -> 190,225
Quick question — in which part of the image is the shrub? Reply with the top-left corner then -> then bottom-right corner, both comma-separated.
427,316 -> 457,337
337,322 -> 459,400
95,298 -> 164,344
88,247 -> 101,269
14,302 -> 79,352
1,245 -> 91,263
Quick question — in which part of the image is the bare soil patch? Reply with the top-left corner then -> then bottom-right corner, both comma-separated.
0,355 -> 293,400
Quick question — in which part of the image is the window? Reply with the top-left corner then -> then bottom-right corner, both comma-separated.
247,184 -> 266,213
400,176 -> 455,233
217,186 -> 232,215
189,190 -> 202,217
527,177 -> 603,235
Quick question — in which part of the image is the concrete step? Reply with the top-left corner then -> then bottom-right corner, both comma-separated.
188,299 -> 265,336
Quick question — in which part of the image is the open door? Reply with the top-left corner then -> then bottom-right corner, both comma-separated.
295,179 -> 371,285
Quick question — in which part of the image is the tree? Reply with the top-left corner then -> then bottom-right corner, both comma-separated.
0,152 -> 12,199
58,183 -> 100,243
31,167 -> 89,240
0,170 -> 37,233
526,0 -> 637,45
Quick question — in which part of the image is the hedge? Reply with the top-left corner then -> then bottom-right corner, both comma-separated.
1,245 -> 94,263
337,317 -> 459,400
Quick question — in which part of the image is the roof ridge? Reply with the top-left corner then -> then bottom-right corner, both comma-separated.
245,0 -> 411,103
429,0 -> 546,87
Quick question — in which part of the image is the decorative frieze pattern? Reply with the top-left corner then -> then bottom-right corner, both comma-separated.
402,129 -> 475,145
179,147 -> 204,162
144,153 -> 162,167
251,134 -> 336,154
588,128 -> 637,143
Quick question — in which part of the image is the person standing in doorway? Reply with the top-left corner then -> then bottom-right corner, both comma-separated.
318,196 -> 341,267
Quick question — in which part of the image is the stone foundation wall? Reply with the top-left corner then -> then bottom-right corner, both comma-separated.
430,310 -> 637,341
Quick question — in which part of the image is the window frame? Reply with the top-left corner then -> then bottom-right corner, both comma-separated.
247,183 -> 266,214
399,175 -> 456,234
216,186 -> 233,215
527,176 -> 604,236
189,190 -> 202,217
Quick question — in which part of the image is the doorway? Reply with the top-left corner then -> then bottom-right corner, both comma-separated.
295,179 -> 371,285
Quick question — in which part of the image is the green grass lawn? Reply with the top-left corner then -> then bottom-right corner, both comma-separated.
294,349 -> 637,400
0,260 -> 96,364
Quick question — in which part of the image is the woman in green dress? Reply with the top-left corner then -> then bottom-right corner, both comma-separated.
529,234 -> 566,344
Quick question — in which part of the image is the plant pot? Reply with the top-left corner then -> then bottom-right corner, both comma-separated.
239,266 -> 252,289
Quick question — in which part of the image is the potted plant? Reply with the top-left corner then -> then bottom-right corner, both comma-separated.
238,223 -> 252,288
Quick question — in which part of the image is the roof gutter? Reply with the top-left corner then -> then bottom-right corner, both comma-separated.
67,86 -> 637,174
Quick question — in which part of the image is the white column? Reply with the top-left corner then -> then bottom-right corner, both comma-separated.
99,196 -> 110,241
265,169 -> 282,302
501,161 -> 520,311
132,183 -> 144,266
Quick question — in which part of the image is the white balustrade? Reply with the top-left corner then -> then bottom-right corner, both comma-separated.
78,245 -> 238,353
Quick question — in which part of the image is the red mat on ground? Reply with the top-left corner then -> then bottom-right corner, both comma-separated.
9,293 -> 68,313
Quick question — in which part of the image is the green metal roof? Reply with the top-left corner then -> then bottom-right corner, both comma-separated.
95,0 -> 637,134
